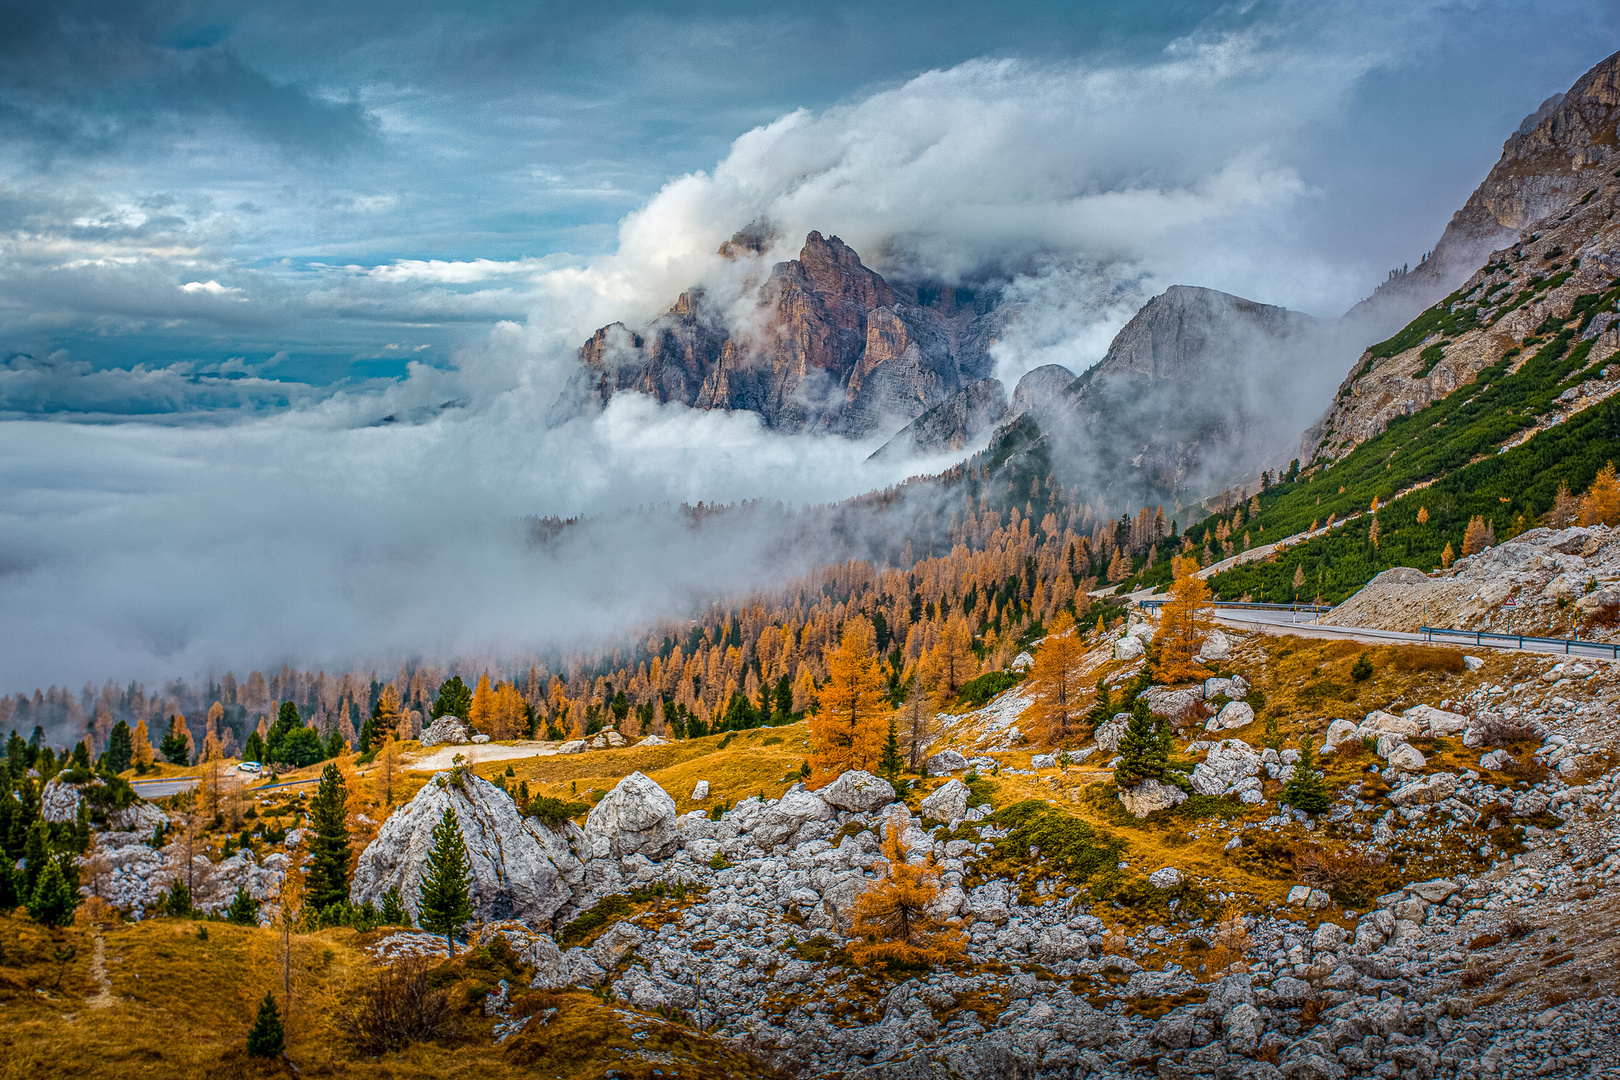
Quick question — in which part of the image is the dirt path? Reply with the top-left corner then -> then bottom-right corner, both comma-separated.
87,934 -> 114,1008
406,740 -> 564,772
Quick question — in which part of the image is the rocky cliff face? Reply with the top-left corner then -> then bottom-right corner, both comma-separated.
548,231 -> 1006,437
991,285 -> 1332,511
1341,50 -> 1620,347
1308,53 -> 1620,463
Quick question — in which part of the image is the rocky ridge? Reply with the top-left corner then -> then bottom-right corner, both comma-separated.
549,231 -> 1006,438
1310,51 -> 1620,464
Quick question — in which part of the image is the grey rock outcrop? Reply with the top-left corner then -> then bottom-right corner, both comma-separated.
1119,778 -> 1188,818
921,779 -> 970,824
421,716 -> 470,746
925,749 -> 968,774
584,771 -> 679,862
1007,364 -> 1076,422
819,770 -> 895,812
351,771 -> 581,926
870,377 -> 1008,461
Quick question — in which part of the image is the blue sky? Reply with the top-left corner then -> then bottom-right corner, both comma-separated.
1,0 -> 1617,695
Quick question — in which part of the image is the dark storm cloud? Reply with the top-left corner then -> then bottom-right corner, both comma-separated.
0,1 -> 373,159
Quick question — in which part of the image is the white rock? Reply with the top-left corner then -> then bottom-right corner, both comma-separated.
1205,701 -> 1255,732
1388,773 -> 1458,808
1462,656 -> 1483,671
924,749 -> 969,774
1204,677 -> 1233,700
1324,718 -> 1360,751
1287,885 -> 1311,905
1030,753 -> 1057,769
1196,629 -> 1232,662
420,716 -> 470,747
470,733 -> 491,744
1405,704 -> 1469,738
819,770 -> 896,812
351,771 -> 580,925
1312,922 -> 1347,951
1148,866 -> 1183,889
1386,744 -> 1427,772
690,780 -> 710,801
556,739 -> 587,755
1094,715 -> 1129,754
920,779 -> 970,823
1361,710 -> 1424,740
1479,749 -> 1515,771
584,771 -> 678,862
1011,651 -> 1034,672
1114,635 -> 1146,662
1119,778 -> 1187,818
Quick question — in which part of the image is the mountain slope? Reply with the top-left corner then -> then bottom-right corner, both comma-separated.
982,285 -> 1334,515
1344,51 -> 1620,343
547,231 -> 1006,437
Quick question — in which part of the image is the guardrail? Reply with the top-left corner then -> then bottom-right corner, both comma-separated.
1420,626 -> 1620,658
1138,599 -> 1333,614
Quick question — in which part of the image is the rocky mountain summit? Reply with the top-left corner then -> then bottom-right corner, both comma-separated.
1311,50 -> 1620,463
1344,50 -> 1620,343
984,285 -> 1335,510
548,231 -> 1006,438
868,364 -> 1075,462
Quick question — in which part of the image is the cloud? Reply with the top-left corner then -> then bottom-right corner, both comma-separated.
0,390 -> 951,691
179,280 -> 244,297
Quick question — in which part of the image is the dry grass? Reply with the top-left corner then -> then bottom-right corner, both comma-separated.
0,913 -> 782,1080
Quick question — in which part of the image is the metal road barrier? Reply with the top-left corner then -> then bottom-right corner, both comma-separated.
1420,626 -> 1620,658
1138,599 -> 1333,614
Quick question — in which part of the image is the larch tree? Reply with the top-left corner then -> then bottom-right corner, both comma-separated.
847,812 -> 966,970
131,719 -> 154,771
418,807 -> 472,958
1440,541 -> 1455,569
1023,611 -> 1085,747
364,685 -> 401,752
375,733 -> 400,806
809,615 -> 888,786
1548,483 -> 1579,527
303,763 -> 351,911
898,680 -> 940,772
931,616 -> 977,694
1580,462 -> 1620,527
1461,515 -> 1493,556
467,674 -> 494,736
1152,557 -> 1214,685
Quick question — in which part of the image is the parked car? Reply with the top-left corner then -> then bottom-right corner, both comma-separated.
237,761 -> 262,773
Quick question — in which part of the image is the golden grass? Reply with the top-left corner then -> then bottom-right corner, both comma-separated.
0,913 -> 782,1080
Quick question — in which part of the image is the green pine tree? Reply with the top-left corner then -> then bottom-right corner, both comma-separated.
226,888 -> 259,926
245,991 -> 286,1057
165,879 -> 192,917
1281,736 -> 1331,814
1084,678 -> 1115,731
418,807 -> 472,957
379,886 -> 410,927
27,858 -> 78,927
1113,698 -> 1169,788
877,715 -> 904,785
159,718 -> 190,765
243,730 -> 266,764
106,721 -> 134,773
23,818 -> 50,897
431,676 -> 473,720
304,763 -> 351,910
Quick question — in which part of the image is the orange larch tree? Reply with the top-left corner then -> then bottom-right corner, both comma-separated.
847,813 -> 966,970
468,673 -> 494,735
809,615 -> 888,787
1023,611 -> 1086,746
1580,462 -> 1620,527
1152,556 -> 1214,685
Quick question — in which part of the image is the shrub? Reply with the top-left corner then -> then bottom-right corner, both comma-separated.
246,992 -> 286,1057
226,888 -> 258,927
956,671 -> 1023,708
526,796 -> 587,832
336,958 -> 452,1054
1350,654 -> 1374,682
558,894 -> 633,948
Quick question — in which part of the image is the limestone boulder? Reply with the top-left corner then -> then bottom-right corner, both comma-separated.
1385,743 -> 1427,772
924,749 -> 968,774
819,770 -> 895,812
1119,779 -> 1187,818
1094,715 -> 1129,754
1323,718 -> 1361,751
920,779 -> 970,824
1141,685 -> 1204,719
584,771 -> 679,862
420,716 -> 470,747
1190,739 -> 1263,797
1388,773 -> 1458,808
1405,704 -> 1469,738
1359,710 -> 1424,741
1206,701 -> 1255,732
351,771 -> 581,926
1196,629 -> 1232,662
690,780 -> 710,801
1114,635 -> 1145,662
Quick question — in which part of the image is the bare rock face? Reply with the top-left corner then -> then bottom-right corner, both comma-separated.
421,716 -> 469,747
1314,50 -> 1620,463
818,770 -> 896,812
1119,778 -> 1187,818
920,779 -> 970,824
550,231 -> 1004,437
1008,364 -> 1076,422
993,284 -> 1333,511
351,771 -> 582,926
868,377 -> 1008,461
42,776 -> 165,832
584,771 -> 679,863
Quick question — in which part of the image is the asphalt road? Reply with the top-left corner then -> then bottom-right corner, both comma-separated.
1217,608 -> 1620,660
128,777 -> 199,798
